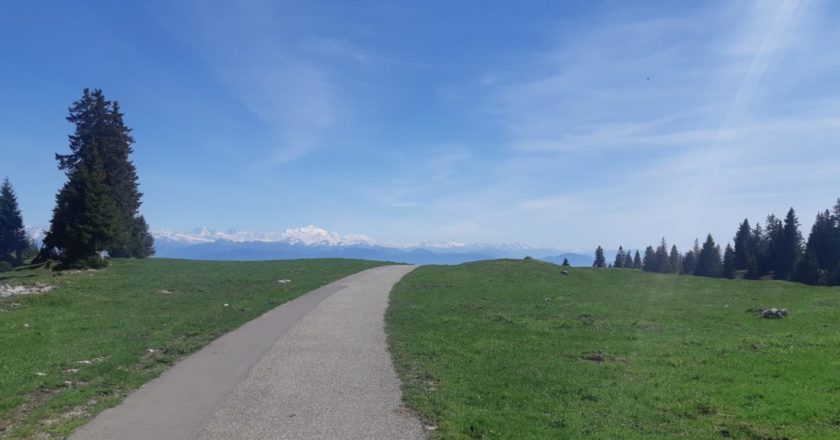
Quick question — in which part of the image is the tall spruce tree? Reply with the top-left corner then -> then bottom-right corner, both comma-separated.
642,246 -> 656,272
682,239 -> 700,275
733,219 -> 756,276
775,208 -> 803,280
0,178 -> 28,265
43,89 -> 154,265
762,215 -> 783,278
722,243 -> 735,279
654,238 -> 670,273
668,245 -> 681,274
624,249 -> 635,268
614,246 -> 626,268
695,234 -> 722,278
593,246 -> 606,268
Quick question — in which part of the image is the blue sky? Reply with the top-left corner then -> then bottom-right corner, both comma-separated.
2,0 -> 840,251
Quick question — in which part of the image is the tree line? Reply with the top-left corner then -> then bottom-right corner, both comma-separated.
593,203 -> 840,286
1,89 -> 153,270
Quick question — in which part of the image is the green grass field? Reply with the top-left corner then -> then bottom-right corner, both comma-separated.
0,258 -> 384,439
387,259 -> 840,439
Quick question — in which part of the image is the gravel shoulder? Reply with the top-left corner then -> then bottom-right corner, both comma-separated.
70,265 -> 424,440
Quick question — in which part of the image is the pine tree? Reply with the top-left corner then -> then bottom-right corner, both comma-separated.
0,178 -> 28,265
805,210 -> 835,273
762,215 -> 783,278
794,251 -> 824,285
42,89 -> 154,266
668,245 -> 681,274
642,246 -> 656,272
682,250 -> 696,275
654,238 -> 670,273
733,219 -> 756,276
633,250 -> 642,269
750,222 -> 765,278
593,246 -> 606,268
695,234 -> 722,277
722,244 -> 735,279
624,250 -> 635,268
682,239 -> 700,275
44,145 -> 118,265
775,208 -> 803,280
613,246 -> 626,268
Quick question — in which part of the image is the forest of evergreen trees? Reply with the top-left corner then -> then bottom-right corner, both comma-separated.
0,89 -> 154,270
596,203 -> 840,286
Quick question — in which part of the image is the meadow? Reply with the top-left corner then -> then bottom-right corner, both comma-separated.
387,259 -> 840,439
0,258 -> 383,439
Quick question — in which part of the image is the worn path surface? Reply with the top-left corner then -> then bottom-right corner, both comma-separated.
71,265 -> 425,440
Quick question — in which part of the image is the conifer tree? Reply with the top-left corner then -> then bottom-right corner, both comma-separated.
0,178 -> 28,265
613,246 -> 626,268
593,246 -> 606,268
642,246 -> 656,272
774,208 -> 803,280
654,238 -> 670,273
624,250 -> 635,268
42,89 -> 154,266
682,239 -> 700,275
695,234 -> 722,277
762,215 -> 783,278
722,244 -> 735,279
668,245 -> 681,274
733,219 -> 756,275
750,221 -> 766,278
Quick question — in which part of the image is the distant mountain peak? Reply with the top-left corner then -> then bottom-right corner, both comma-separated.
153,225 -> 377,247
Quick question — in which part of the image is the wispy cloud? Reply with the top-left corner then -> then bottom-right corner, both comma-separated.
151,1 -> 370,165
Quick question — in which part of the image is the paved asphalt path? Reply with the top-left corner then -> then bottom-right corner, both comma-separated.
70,265 -> 425,440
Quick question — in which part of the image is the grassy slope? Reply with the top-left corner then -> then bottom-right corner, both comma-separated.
387,260 -> 840,439
0,258 -> 384,439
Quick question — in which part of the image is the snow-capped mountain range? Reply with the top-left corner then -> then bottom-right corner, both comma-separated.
26,225 -> 593,266
153,225 -> 379,247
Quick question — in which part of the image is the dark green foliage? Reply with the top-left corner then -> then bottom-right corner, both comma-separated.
633,250 -> 641,269
642,246 -> 655,272
624,249 -> 635,268
668,245 -> 680,274
682,239 -> 700,275
44,145 -> 118,264
722,243 -> 735,279
695,234 -> 722,278
0,178 -> 29,265
593,246 -> 606,268
682,251 -> 696,276
613,246 -> 626,268
654,238 -> 670,273
733,219 -> 757,276
794,251 -> 826,285
774,208 -> 803,280
42,89 -> 153,267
